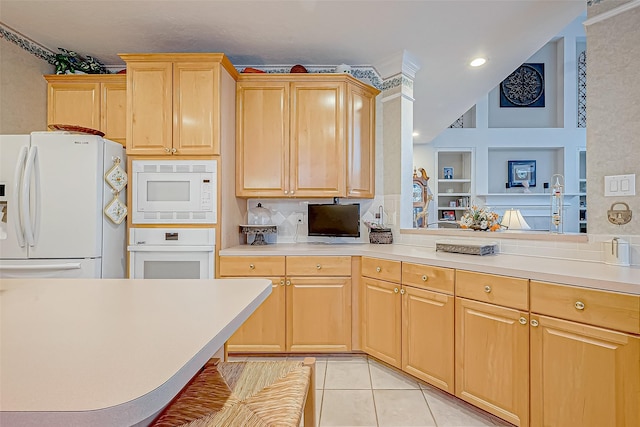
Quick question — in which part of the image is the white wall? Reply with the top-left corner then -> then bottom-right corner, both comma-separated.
0,36 -> 53,133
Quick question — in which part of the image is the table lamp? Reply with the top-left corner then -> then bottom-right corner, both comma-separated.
500,209 -> 531,230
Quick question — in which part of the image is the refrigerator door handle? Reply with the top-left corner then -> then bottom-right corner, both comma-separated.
0,262 -> 82,271
22,146 -> 39,247
12,146 -> 28,248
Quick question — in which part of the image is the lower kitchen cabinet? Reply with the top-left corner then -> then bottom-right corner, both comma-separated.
361,259 -> 455,393
402,286 -> 454,393
221,256 -> 351,353
361,276 -> 402,367
226,277 -> 286,352
455,297 -> 529,427
287,276 -> 351,352
529,280 -> 640,427
530,315 -> 640,427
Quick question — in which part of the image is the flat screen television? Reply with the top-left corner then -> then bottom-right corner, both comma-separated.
307,203 -> 360,238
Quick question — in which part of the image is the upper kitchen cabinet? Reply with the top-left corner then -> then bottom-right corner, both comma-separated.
44,74 -> 126,146
236,74 -> 379,198
119,53 -> 238,156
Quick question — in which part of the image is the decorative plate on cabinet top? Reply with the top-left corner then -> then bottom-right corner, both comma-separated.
48,124 -> 105,137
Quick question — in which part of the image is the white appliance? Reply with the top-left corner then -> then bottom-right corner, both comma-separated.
128,228 -> 215,279
0,132 -> 126,278
131,159 -> 217,224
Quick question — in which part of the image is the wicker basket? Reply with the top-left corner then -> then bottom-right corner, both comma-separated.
369,229 -> 393,244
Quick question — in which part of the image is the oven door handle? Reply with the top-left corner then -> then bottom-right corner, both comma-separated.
127,245 -> 215,252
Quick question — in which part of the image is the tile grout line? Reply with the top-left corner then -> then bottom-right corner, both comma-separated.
420,386 -> 439,427
366,356 -> 381,427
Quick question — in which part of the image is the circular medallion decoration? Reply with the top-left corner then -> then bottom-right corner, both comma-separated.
500,63 -> 545,107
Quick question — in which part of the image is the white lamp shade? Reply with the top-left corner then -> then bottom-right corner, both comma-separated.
501,209 -> 531,230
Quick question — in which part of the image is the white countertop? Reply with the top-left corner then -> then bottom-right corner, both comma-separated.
219,243 -> 640,295
0,278 -> 271,427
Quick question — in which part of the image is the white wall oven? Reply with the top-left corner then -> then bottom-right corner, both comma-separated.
128,228 -> 215,279
132,159 -> 216,224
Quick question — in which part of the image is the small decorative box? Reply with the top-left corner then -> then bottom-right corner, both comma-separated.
369,229 -> 393,244
435,240 -> 498,256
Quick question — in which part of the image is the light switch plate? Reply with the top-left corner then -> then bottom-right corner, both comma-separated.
604,174 -> 636,196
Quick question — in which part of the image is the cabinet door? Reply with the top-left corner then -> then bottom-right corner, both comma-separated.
361,277 -> 401,367
236,81 -> 289,197
530,315 -> 640,427
47,82 -> 100,130
346,82 -> 376,198
290,82 -> 346,197
173,62 -> 219,155
101,80 -> 126,146
227,277 -> 286,353
287,277 -> 351,352
126,61 -> 173,155
455,297 -> 529,427
402,286 -> 454,393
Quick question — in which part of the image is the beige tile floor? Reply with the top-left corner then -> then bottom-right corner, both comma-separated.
229,354 -> 514,427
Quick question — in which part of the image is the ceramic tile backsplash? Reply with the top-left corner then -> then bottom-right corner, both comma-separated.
246,197 -> 385,244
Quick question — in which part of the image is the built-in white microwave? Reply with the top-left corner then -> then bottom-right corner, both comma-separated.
131,160 -> 217,224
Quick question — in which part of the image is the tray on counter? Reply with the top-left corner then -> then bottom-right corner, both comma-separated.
436,240 -> 498,256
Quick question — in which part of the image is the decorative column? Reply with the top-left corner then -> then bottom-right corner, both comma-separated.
375,50 -> 421,230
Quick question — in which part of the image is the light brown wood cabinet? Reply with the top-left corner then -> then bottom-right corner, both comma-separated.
45,74 -> 126,145
220,255 -> 351,353
119,53 -> 237,156
361,276 -> 402,367
361,258 -> 455,395
529,280 -> 640,427
455,270 -> 529,427
401,263 -> 455,394
236,74 -> 378,198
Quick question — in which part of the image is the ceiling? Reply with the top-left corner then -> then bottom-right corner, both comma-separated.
0,0 -> 585,143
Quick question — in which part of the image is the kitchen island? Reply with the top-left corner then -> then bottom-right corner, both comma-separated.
0,278 -> 271,427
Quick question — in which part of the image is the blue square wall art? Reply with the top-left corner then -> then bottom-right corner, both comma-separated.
500,63 -> 545,108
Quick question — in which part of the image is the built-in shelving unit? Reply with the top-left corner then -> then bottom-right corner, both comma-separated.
434,149 -> 473,224
578,148 -> 587,233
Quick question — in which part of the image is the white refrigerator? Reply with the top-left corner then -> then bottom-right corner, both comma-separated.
0,132 -> 126,278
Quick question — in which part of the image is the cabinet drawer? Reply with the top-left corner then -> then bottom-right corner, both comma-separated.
402,262 -> 454,294
456,270 -> 528,310
286,256 -> 351,276
362,257 -> 401,283
530,280 -> 640,334
219,256 -> 285,277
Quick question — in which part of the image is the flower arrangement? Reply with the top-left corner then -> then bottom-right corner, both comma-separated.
458,205 -> 501,231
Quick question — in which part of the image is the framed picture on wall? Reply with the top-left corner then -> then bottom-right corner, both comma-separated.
508,160 -> 536,187
443,167 -> 454,179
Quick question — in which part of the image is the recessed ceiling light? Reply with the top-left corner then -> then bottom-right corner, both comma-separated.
470,57 -> 487,67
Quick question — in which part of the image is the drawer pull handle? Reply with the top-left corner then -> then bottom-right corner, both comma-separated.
171,148 -> 177,153
484,285 -> 492,293
286,280 -> 291,286
400,288 -> 405,295
575,301 -> 585,310
316,264 -> 322,270
280,280 -> 285,286
394,287 -> 399,294
249,264 -> 255,270
164,147 -> 170,153
376,267 -> 381,273
519,317 -> 527,325
421,275 -> 428,282
530,319 -> 539,327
